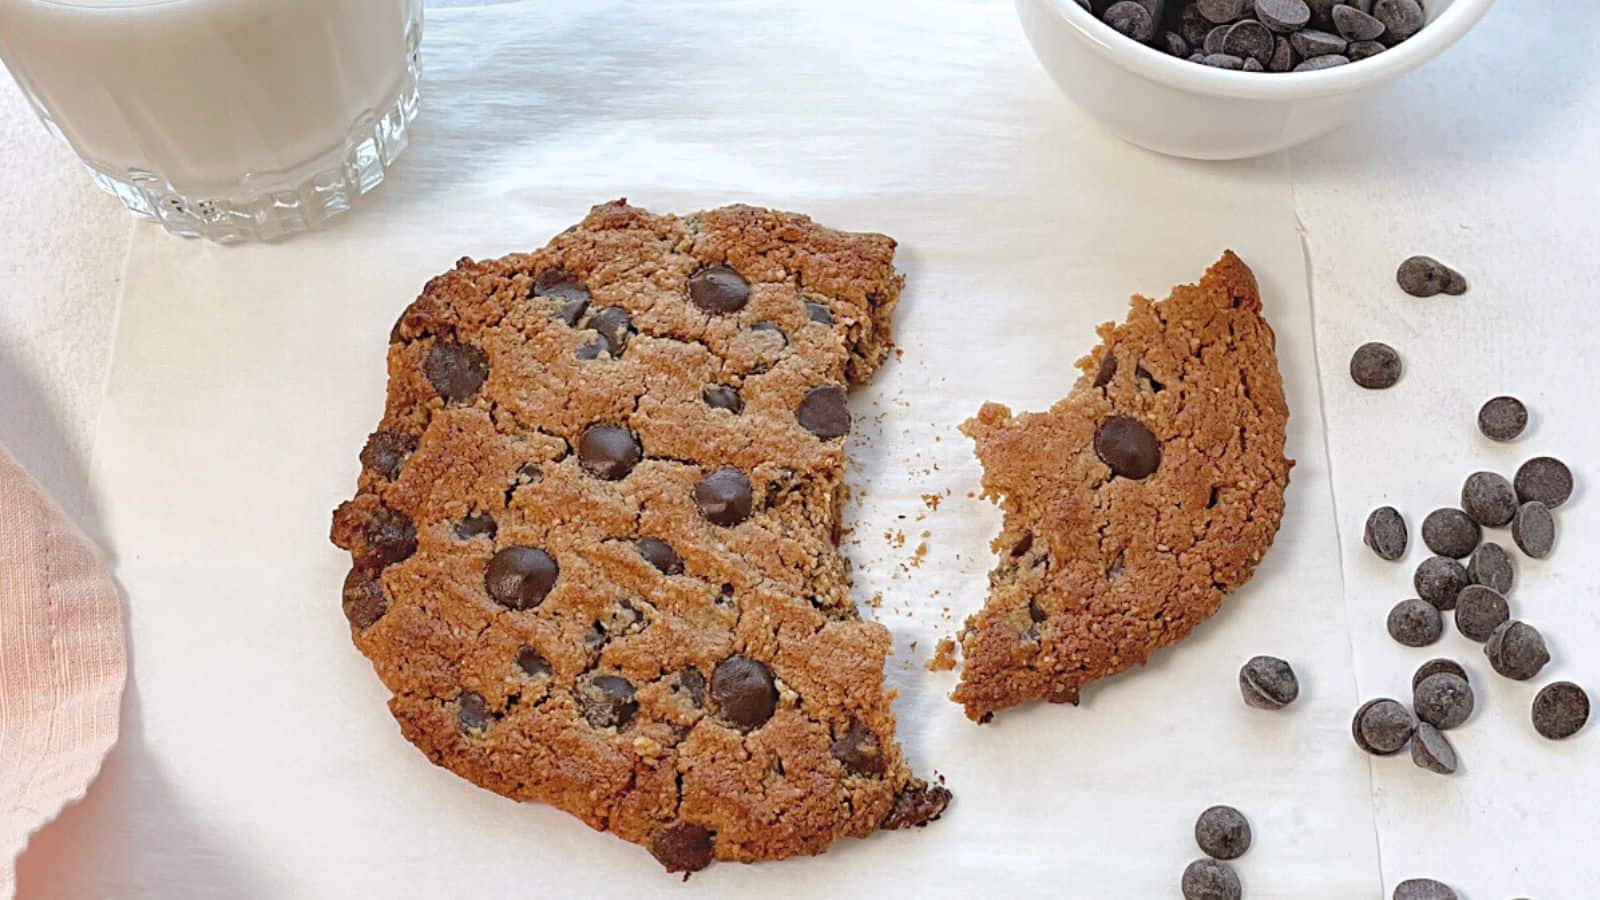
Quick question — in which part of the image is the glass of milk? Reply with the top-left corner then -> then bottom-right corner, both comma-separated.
0,0 -> 423,242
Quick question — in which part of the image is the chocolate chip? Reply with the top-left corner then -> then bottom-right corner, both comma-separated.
1459,472 -> 1516,528
341,569 -> 388,629
1198,0 -> 1249,23
712,655 -> 777,728
553,298 -> 590,327
1349,342 -> 1401,389
1269,35 -> 1294,70
1396,256 -> 1464,297
1512,500 -> 1555,558
534,268 -> 590,303
578,424 -> 641,480
1347,38 -> 1385,59
423,341 -> 490,403
1095,416 -> 1161,479
575,339 -> 605,360
360,430 -> 417,480
1223,18 -> 1274,63
694,468 -> 753,526
1331,3 -> 1384,39
1532,681 -> 1589,739
1454,584 -> 1509,642
677,667 -> 706,705
1194,805 -> 1252,860
1421,508 -> 1479,558
1203,52 -> 1245,69
1485,620 -> 1550,681
1410,723 -> 1457,775
516,646 -> 550,677
457,691 -> 490,733
1204,24 -> 1229,53
1364,506 -> 1408,561
1290,27 -> 1347,56
1182,1 -> 1213,43
1254,0 -> 1311,32
1413,672 -> 1474,729
830,720 -> 887,775
484,546 -> 559,610
1106,0 -> 1156,40
1394,879 -> 1458,900
702,384 -> 744,414
1093,352 -> 1119,388
578,673 -> 638,729
1373,0 -> 1423,42
1514,456 -> 1573,508
1239,655 -> 1299,709
1242,57 -> 1265,71
1161,30 -> 1191,55
1294,53 -> 1350,70
455,511 -> 497,540
1412,658 -> 1467,692
688,265 -> 750,314
1182,859 -> 1242,900
1387,598 -> 1443,647
650,821 -> 714,874
1353,698 -> 1414,755
805,301 -> 834,325
880,781 -> 953,829
1467,542 -> 1514,594
637,537 -> 684,575
358,505 -> 417,571
797,385 -> 851,439
582,306 -> 634,357
1478,396 -> 1527,441
1413,556 -> 1468,610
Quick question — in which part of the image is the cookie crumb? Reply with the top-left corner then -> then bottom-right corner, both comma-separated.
927,637 -> 958,672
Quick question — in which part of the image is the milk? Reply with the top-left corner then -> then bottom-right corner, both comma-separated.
0,0 -> 422,238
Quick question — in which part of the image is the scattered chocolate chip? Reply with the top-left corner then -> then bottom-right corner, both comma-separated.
516,646 -> 550,677
1093,352 -> 1119,388
578,424 -> 642,480
1395,255 -> 1466,297
1255,0 -> 1311,32
1095,416 -> 1162,479
583,306 -> 634,357
1350,342 -> 1401,389
1353,698 -> 1414,755
650,821 -> 714,874
1484,620 -> 1550,681
694,468 -> 753,526
1239,655 -> 1299,709
1532,681 -> 1589,739
457,691 -> 490,733
1466,542 -> 1514,594
688,265 -> 750,314
1453,584 -> 1509,642
637,537 -> 684,575
797,385 -> 852,439
831,720 -> 887,775
880,782 -> 953,829
1364,506 -> 1408,561
1294,53 -> 1350,70
341,569 -> 387,629
1290,27 -> 1346,55
360,430 -> 417,480
423,341 -> 490,403
534,268 -> 590,303
455,511 -> 497,540
702,384 -> 744,414
1387,598 -> 1443,647
1393,879 -> 1458,900
1410,723 -> 1457,775
1512,500 -> 1555,558
805,301 -> 834,325
1460,472 -> 1517,528
1413,672 -> 1474,729
1514,456 -> 1573,508
1223,19 -> 1274,63
1411,658 -> 1467,692
1478,396 -> 1528,442
1421,508 -> 1480,559
578,673 -> 638,728
1194,805 -> 1252,860
484,546 -> 559,610
1182,858 -> 1242,900
1414,555 -> 1469,610
712,655 -> 777,728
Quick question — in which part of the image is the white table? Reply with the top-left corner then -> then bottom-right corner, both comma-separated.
5,2 -> 1597,897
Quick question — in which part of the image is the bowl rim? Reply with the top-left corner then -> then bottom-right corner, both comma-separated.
1038,0 -> 1497,100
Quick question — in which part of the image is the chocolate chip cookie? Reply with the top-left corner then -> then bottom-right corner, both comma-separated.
955,252 -> 1292,721
331,201 -> 947,872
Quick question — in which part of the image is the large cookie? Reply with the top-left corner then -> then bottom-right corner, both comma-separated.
331,201 -> 948,872
955,252 -> 1292,722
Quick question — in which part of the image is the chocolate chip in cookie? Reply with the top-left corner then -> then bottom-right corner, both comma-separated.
424,341 -> 490,402
702,384 -> 744,414
694,468 -> 753,526
484,546 -> 559,611
797,385 -> 851,439
360,430 -> 417,480
1094,416 -> 1162,479
712,655 -> 777,728
341,569 -> 388,629
578,425 -> 642,480
534,268 -> 590,303
578,673 -> 638,729
651,821 -> 715,874
831,720 -> 887,775
688,265 -> 750,314
637,537 -> 684,575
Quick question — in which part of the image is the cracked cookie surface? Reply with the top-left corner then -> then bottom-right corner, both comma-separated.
955,252 -> 1292,722
330,201 -> 947,872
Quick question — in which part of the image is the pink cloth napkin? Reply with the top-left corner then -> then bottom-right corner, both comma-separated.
0,443 -> 124,900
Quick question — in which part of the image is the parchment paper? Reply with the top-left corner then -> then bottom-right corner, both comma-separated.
22,2 -> 1380,896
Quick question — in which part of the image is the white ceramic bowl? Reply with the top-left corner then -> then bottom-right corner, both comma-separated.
1016,0 -> 1495,159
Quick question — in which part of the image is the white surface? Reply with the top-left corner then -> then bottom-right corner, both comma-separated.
1015,0 -> 1496,159
3,0 -> 1597,898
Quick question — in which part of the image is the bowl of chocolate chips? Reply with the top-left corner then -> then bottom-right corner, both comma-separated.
1016,0 -> 1494,158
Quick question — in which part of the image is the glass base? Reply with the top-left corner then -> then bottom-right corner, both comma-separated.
84,26 -> 420,244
